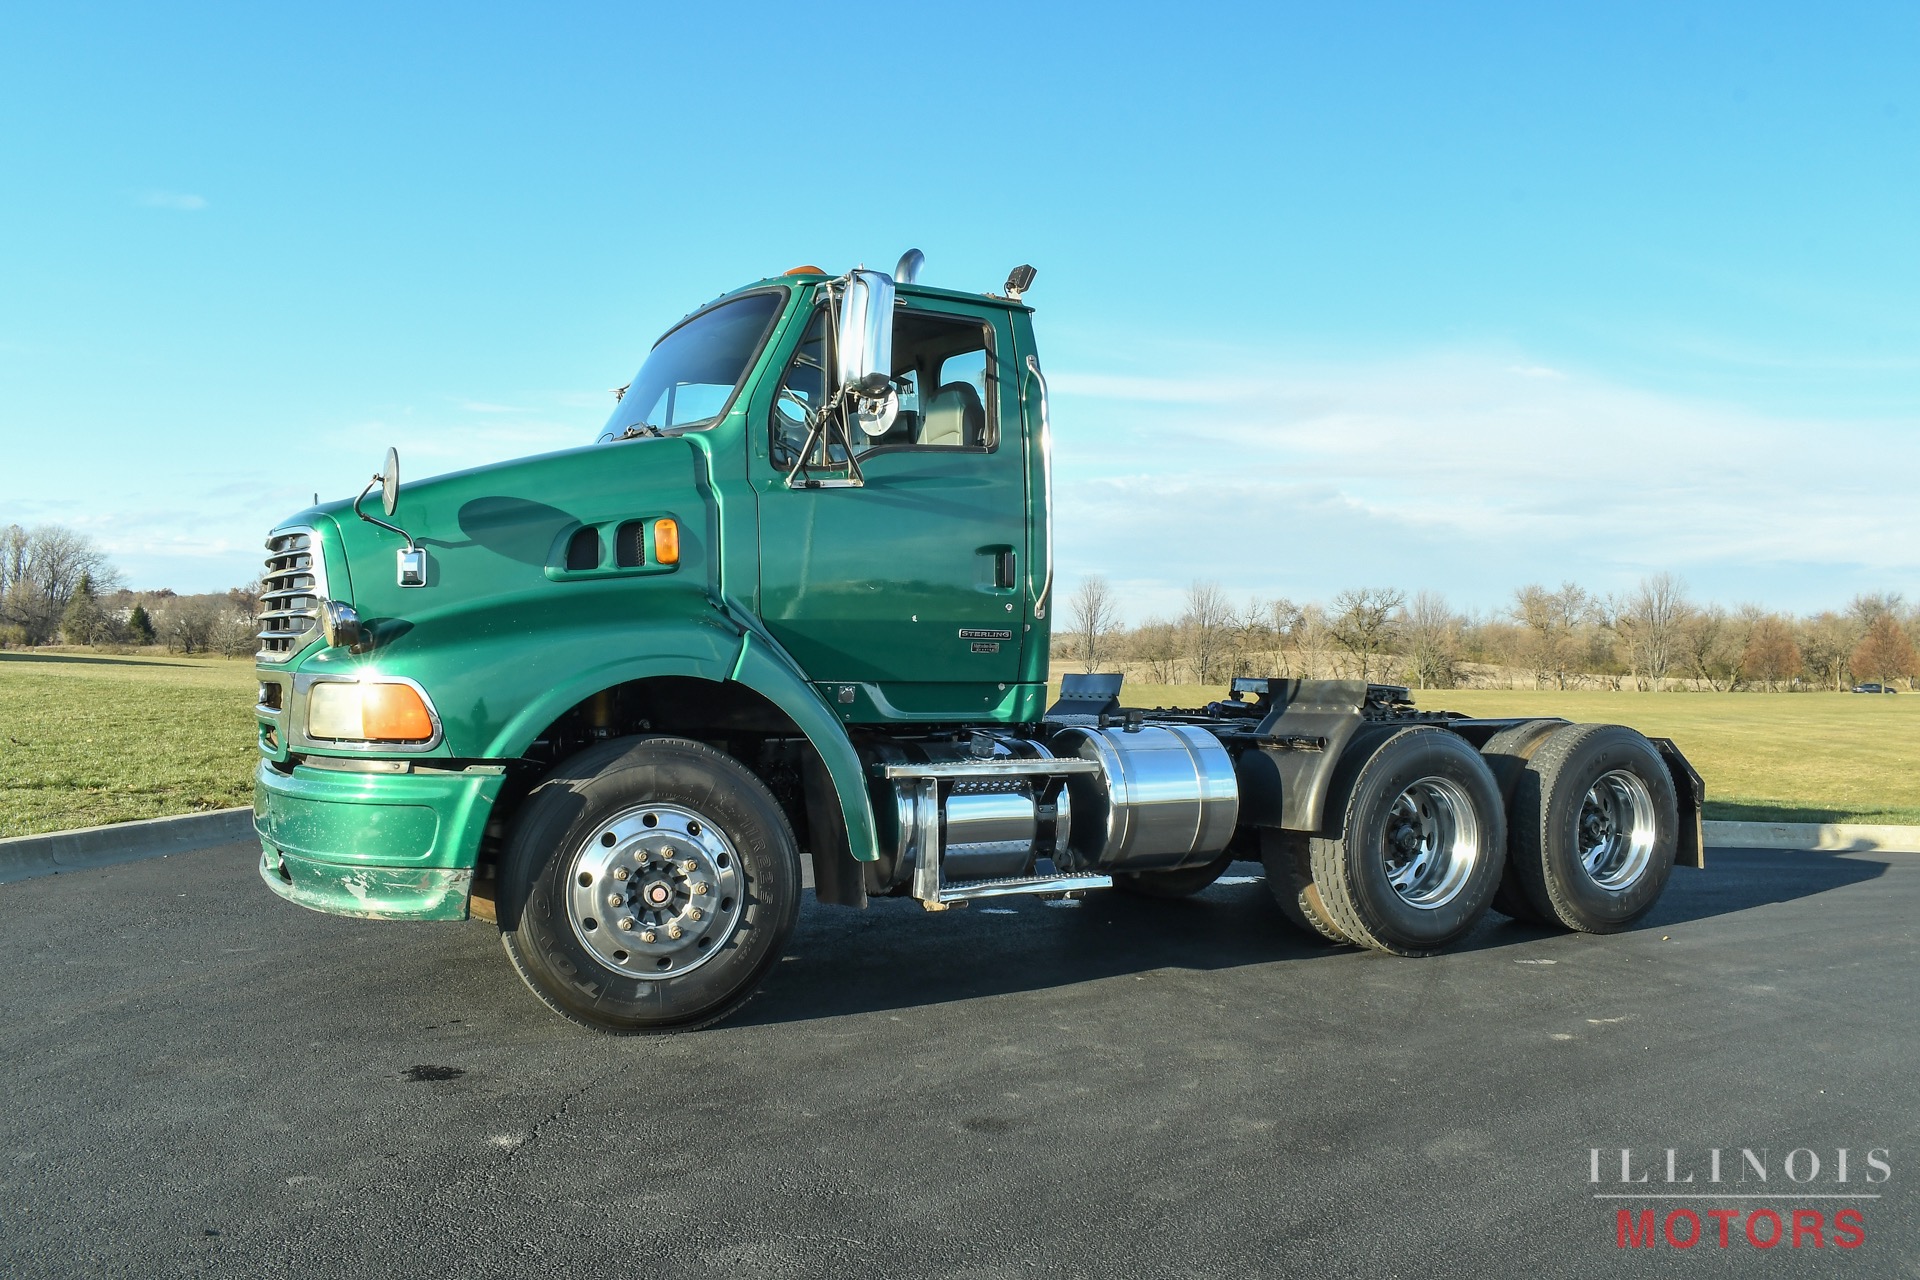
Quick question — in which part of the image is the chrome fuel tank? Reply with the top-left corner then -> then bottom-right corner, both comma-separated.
1053,724 -> 1239,873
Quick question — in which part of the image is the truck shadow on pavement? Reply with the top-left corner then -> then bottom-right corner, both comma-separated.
733,848 -> 1890,1027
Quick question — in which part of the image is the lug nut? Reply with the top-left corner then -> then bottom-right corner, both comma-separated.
680,859 -> 698,874
666,923 -> 684,941
640,930 -> 657,943
606,892 -> 624,908
612,867 -> 629,881
686,908 -> 703,922
690,882 -> 709,896
617,917 -> 636,932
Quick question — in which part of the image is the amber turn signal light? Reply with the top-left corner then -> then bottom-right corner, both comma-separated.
307,680 -> 436,743
653,518 -> 679,565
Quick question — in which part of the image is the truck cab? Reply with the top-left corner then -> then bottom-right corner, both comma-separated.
254,253 -> 1701,1034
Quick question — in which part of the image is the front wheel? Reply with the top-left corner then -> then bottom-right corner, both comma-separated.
499,736 -> 802,1034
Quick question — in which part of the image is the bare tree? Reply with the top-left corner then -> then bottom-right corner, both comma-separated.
1329,587 -> 1405,682
1226,598 -> 1271,678
1130,617 -> 1182,684
1067,576 -> 1120,674
1609,573 -> 1688,691
212,611 -> 257,659
1678,604 -> 1743,692
1797,612 -> 1855,690
1741,614 -> 1803,691
1268,597 -> 1306,677
1851,615 -> 1919,689
1847,592 -> 1904,631
0,523 -> 122,645
1181,581 -> 1233,685
163,600 -> 219,655
1512,581 -> 1592,689
1402,590 -> 1461,689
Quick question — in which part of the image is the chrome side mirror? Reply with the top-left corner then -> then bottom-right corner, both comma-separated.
835,270 -> 898,438
380,446 -> 400,516
835,269 -> 895,396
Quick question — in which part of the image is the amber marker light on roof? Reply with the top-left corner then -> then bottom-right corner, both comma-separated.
783,265 -> 825,275
653,518 -> 680,565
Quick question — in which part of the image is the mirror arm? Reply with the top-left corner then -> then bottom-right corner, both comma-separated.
352,475 -> 418,547
781,391 -> 866,490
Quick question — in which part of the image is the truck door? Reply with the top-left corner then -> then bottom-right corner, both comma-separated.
753,299 -> 1031,720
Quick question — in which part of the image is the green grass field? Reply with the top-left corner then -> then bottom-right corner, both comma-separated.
1,653 -> 1914,839
1056,680 -> 1920,827
0,652 -> 259,838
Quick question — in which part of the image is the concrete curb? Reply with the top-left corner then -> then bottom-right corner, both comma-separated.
0,808 -> 255,885
1704,820 -> 1920,854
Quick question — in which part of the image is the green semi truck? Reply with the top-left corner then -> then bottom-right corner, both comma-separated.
253,253 -> 1703,1033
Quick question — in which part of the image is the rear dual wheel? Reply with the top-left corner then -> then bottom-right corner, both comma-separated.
1306,728 -> 1507,956
1262,829 -> 1348,943
1506,724 -> 1678,933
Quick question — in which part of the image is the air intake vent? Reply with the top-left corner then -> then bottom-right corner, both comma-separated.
257,528 -> 328,663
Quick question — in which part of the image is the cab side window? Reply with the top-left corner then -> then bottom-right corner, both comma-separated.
886,311 -> 995,451
771,307 -> 995,468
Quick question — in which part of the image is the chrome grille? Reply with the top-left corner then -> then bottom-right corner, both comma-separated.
257,528 -> 328,663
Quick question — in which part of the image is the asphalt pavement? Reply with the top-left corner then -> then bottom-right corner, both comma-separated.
1,842 -> 1914,1279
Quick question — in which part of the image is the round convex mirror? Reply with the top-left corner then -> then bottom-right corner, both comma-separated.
851,386 -> 899,438
381,447 -> 400,516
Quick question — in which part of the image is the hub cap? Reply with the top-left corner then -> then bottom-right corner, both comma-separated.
565,803 -> 744,979
1381,776 -> 1480,910
1579,769 -> 1657,891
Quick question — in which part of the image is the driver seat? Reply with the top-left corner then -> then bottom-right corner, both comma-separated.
918,382 -> 984,448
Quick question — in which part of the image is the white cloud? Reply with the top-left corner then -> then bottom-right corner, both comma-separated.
1048,347 -> 1918,619
135,190 -> 208,211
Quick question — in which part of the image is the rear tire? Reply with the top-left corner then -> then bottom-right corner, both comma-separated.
1112,848 -> 1236,899
1509,724 -> 1678,933
1261,829 -> 1348,942
499,736 -> 802,1034
1309,728 -> 1506,956
1477,721 -> 1564,925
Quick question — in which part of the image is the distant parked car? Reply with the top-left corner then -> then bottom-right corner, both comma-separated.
1851,683 -> 1898,694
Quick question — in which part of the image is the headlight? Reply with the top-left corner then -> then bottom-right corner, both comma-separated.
318,599 -> 363,650
307,680 -> 436,743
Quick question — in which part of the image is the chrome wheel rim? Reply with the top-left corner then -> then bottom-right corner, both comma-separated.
565,803 -> 744,979
1579,769 -> 1657,891
1381,776 -> 1480,910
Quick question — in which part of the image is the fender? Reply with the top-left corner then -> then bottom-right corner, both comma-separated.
461,618 -> 877,866
727,630 -> 879,863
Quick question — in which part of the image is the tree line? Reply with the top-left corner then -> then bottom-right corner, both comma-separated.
1,523 -> 258,656
1063,573 -> 1920,693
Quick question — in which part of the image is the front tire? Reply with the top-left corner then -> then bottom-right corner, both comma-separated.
499,736 -> 802,1034
1309,728 -> 1506,956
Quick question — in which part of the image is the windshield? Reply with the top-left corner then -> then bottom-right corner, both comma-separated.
599,291 -> 784,440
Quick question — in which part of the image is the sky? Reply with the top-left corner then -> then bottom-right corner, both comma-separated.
1,2 -> 1914,621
